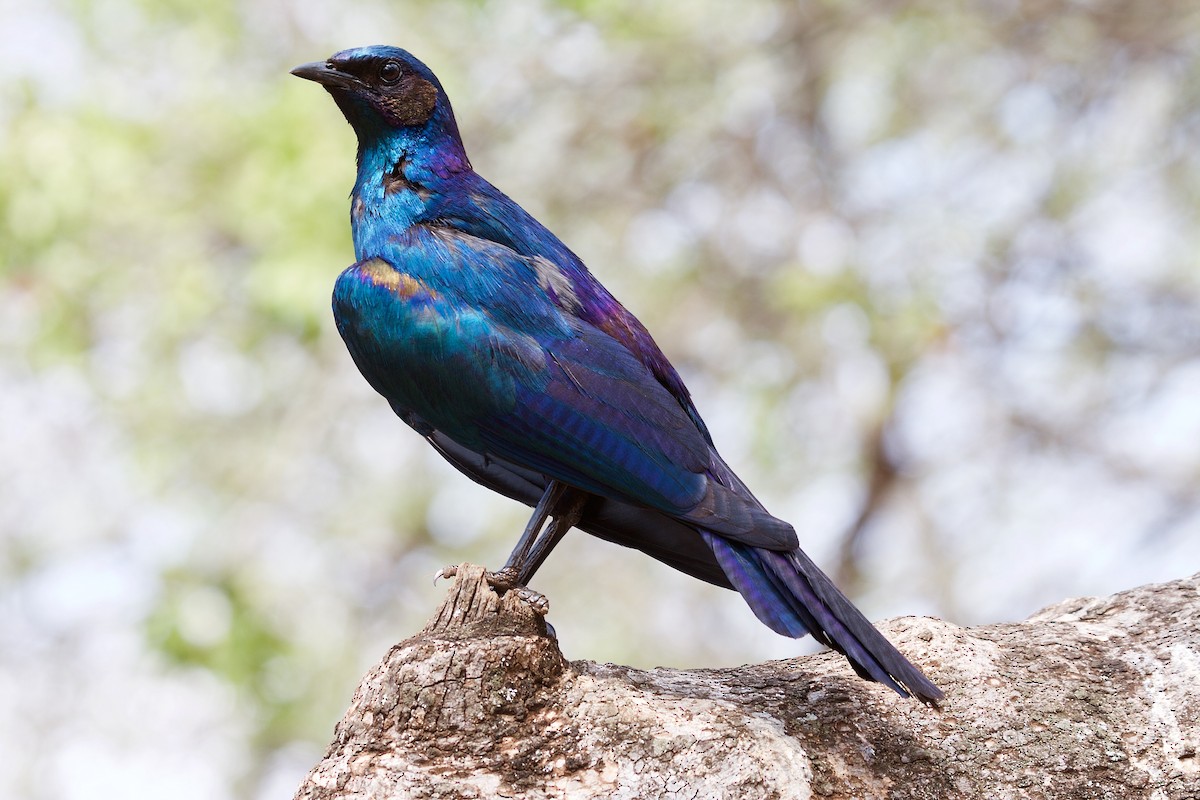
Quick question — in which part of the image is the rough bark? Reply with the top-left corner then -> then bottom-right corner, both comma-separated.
295,566 -> 1200,800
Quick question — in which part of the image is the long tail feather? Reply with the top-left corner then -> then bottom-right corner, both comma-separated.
703,532 -> 943,704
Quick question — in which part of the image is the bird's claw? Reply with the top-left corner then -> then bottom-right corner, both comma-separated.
484,566 -> 520,591
508,585 -> 550,615
432,564 -> 548,614
485,568 -> 549,615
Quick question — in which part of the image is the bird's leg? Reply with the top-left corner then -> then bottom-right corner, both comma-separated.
470,481 -> 587,615
495,485 -> 587,614
485,481 -> 572,591
438,481 -> 587,614
517,488 -> 587,585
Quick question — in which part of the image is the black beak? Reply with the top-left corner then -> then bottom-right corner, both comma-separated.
290,61 -> 360,90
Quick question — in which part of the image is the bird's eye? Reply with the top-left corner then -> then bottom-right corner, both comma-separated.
379,61 -> 402,85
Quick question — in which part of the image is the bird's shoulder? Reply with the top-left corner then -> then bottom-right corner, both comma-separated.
335,256 -> 439,302
423,174 -> 715,443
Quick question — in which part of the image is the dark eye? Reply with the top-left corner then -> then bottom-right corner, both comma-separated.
379,60 -> 402,85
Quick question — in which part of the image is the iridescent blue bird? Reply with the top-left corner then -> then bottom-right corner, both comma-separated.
292,46 -> 942,704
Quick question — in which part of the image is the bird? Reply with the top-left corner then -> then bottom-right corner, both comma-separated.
292,45 -> 943,704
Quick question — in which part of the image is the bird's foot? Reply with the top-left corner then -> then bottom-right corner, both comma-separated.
433,564 -> 549,615
505,584 -> 550,616
484,565 -> 520,591
487,566 -> 550,614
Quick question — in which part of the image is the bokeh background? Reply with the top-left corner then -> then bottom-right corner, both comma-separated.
3,0 -> 1199,797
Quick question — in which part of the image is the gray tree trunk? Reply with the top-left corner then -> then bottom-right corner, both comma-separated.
294,565 -> 1200,799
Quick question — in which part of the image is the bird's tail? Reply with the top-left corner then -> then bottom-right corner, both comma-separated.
702,531 -> 943,704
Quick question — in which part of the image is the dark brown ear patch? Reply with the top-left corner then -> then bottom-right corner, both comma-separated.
380,74 -> 438,127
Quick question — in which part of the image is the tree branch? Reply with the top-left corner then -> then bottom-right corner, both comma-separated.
295,565 -> 1200,799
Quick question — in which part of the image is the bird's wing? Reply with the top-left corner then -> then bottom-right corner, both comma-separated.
335,241 -> 796,551
428,177 -> 716,443
475,323 -> 794,550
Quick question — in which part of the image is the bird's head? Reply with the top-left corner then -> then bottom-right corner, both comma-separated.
292,46 -> 467,171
